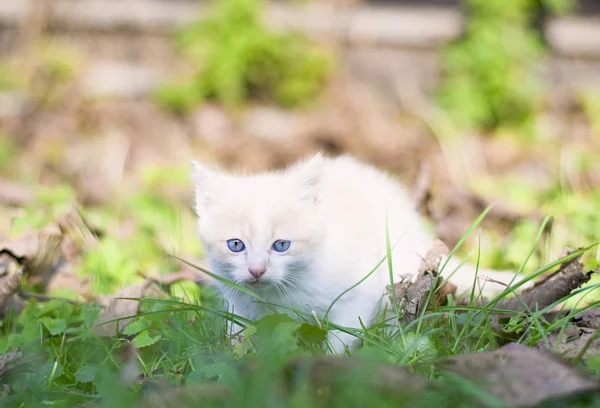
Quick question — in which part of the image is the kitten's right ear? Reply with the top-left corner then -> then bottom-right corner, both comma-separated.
295,153 -> 325,203
191,159 -> 217,211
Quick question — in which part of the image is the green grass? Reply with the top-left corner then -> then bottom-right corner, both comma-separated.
2,206 -> 599,407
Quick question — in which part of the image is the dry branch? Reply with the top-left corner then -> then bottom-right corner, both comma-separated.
495,249 -> 595,313
386,239 -> 456,324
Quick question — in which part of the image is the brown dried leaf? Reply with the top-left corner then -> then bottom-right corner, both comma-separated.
286,355 -> 429,393
535,309 -> 600,359
149,264 -> 214,286
45,268 -> 92,299
117,341 -> 142,385
56,209 -> 100,256
0,215 -> 98,298
0,253 -> 23,310
137,355 -> 428,408
95,281 -> 165,337
0,178 -> 35,207
137,382 -> 229,408
0,225 -> 63,278
572,309 -> 600,329
536,326 -> 600,359
440,342 -> 600,407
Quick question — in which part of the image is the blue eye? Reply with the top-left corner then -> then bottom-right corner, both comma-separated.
272,240 -> 291,252
226,239 -> 245,253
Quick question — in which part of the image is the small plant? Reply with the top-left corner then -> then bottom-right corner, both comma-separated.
437,0 -> 572,131
154,0 -> 333,113
580,92 -> 600,138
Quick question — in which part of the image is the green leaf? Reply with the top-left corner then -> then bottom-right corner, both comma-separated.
393,333 -> 437,360
21,321 -> 41,343
296,322 -> 327,346
271,322 -> 302,354
122,319 -> 150,336
189,362 -> 231,382
41,300 -> 73,320
17,299 -> 41,326
75,364 -> 97,383
40,318 -> 67,336
40,360 -> 63,380
132,330 -> 161,348
255,313 -> 296,336
232,325 -> 258,358
82,303 -> 101,328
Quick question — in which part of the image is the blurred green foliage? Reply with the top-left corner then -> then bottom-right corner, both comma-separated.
0,40 -> 82,112
437,0 -> 572,131
154,0 -> 333,113
472,175 -> 600,304
580,92 -> 600,138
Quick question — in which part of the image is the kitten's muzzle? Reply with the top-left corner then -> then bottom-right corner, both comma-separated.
248,263 -> 266,280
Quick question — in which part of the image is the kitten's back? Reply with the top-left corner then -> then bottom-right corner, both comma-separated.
312,155 -> 434,288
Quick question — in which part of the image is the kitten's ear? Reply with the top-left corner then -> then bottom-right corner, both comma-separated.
191,159 -> 217,211
295,153 -> 324,202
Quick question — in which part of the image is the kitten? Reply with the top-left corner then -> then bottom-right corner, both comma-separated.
192,153 -> 525,353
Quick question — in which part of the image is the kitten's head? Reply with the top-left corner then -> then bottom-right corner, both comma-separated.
191,154 -> 325,287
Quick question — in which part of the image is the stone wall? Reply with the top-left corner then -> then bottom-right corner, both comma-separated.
1,0 -> 600,105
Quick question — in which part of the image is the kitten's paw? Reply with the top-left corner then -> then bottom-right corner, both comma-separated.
327,330 -> 358,355
230,333 -> 244,347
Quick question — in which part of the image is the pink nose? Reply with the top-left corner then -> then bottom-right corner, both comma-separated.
248,265 -> 266,279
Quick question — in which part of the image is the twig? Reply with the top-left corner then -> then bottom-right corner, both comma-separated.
494,253 -> 594,313
17,289 -> 83,305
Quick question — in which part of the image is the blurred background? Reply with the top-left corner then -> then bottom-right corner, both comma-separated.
1,0 -> 599,302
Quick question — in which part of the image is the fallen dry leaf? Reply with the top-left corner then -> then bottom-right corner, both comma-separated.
137,382 -> 229,408
535,308 -> 600,359
572,309 -> 600,329
285,355 -> 429,393
536,326 -> 600,359
95,281 -> 165,336
0,252 -> 24,311
117,341 -> 142,385
440,342 -> 600,407
137,355 -> 428,408
56,209 -> 100,262
0,224 -> 63,280
0,178 -> 35,207
0,213 -> 98,300
145,261 -> 214,286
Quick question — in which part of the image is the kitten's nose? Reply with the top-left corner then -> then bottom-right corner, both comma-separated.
248,261 -> 266,279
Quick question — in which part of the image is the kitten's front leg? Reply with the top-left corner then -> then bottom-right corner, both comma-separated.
326,298 -> 377,355
327,328 -> 359,355
223,299 -> 250,346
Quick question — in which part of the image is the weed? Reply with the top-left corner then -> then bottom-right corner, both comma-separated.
4,210 -> 599,407
154,0 -> 333,113
437,0 -> 572,131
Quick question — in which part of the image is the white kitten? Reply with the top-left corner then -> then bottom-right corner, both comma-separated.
192,153 -> 525,354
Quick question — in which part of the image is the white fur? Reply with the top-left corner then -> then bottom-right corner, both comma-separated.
192,154 -> 525,354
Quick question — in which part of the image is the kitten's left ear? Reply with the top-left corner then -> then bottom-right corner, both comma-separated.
191,159 -> 218,211
295,153 -> 325,202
